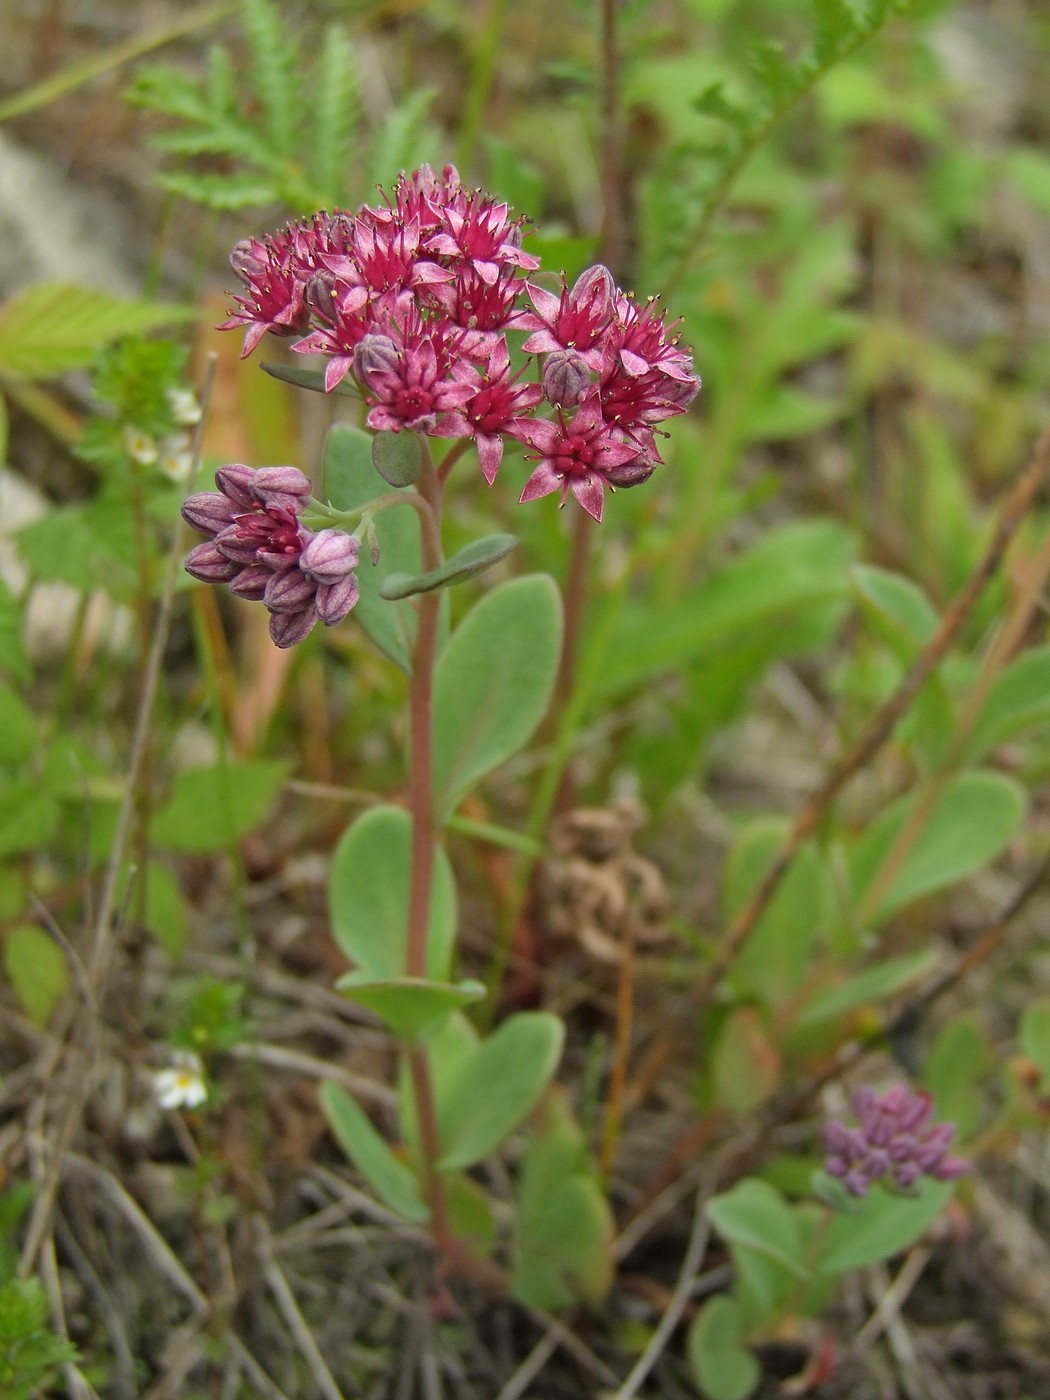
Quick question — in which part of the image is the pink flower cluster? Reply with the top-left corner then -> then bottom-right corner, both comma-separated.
182,465 -> 359,648
219,165 -> 699,522
823,1085 -> 969,1198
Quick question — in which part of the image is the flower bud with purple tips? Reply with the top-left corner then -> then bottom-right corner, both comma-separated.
823,1084 -> 969,1198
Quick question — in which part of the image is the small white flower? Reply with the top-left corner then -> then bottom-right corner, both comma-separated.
154,1051 -> 207,1110
157,433 -> 194,482
166,388 -> 202,426
123,426 -> 159,466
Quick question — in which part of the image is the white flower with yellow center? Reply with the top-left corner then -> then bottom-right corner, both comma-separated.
154,1051 -> 207,1110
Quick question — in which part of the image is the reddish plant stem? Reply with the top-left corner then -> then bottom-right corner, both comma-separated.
403,446 -> 455,1254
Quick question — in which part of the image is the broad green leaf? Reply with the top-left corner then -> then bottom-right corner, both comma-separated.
0,683 -> 37,764
319,1082 -> 429,1224
924,1015 -> 991,1137
152,760 -> 288,852
334,974 -> 485,1042
849,770 -> 1026,924
321,423 -> 420,672
445,1172 -> 496,1253
327,805 -> 456,982
0,283 -> 193,380
4,924 -> 69,1024
706,1179 -> 808,1278
852,564 -> 938,654
397,1011 -> 480,1161
964,647 -> 1050,762
595,520 -> 857,702
380,534 -> 519,600
372,430 -> 422,487
1019,1000 -> 1050,1093
18,493 -> 140,599
796,949 -> 937,1027
743,384 -> 845,441
816,1179 -> 954,1275
437,1012 -> 564,1171
722,821 -> 829,1006
0,784 -> 58,856
511,1092 -> 613,1310
431,575 -> 562,822
687,1296 -> 760,1400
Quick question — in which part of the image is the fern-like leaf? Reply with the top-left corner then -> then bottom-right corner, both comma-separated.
309,24 -> 361,209
242,0 -> 303,162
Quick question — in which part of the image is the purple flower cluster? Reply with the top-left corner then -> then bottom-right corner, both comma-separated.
219,165 -> 699,523
823,1085 -> 969,1199
182,465 -> 359,648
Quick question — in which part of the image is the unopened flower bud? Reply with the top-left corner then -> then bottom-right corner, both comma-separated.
305,272 -> 338,323
269,608 -> 317,649
605,453 -> 657,489
573,263 -> 615,317
315,574 -> 360,625
543,350 -> 591,406
252,467 -> 312,506
182,492 -> 238,535
264,568 -> 318,614
229,565 -> 271,600
366,521 -> 381,567
230,240 -> 267,283
353,333 -> 399,386
300,529 -> 360,584
215,464 -> 257,509
185,542 -> 239,583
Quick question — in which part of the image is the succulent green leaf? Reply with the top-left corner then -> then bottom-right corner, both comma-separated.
437,1012 -> 564,1171
380,534 -> 518,600
687,1295 -> 761,1400
796,950 -> 937,1028
706,1179 -> 808,1278
432,575 -> 562,822
328,805 -> 456,982
848,770 -> 1026,924
371,431 -> 422,488
334,974 -> 485,1042
260,360 -> 361,399
816,1179 -> 954,1275
319,1082 -> 429,1224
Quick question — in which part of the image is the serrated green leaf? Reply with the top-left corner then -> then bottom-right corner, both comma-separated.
431,575 -> 562,822
310,24 -> 360,206
152,759 -> 288,852
320,1082 -> 429,1223
0,284 -> 193,380
243,0 -> 302,160
328,805 -> 456,982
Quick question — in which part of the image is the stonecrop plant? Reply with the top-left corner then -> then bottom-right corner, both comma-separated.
178,161 -> 700,1297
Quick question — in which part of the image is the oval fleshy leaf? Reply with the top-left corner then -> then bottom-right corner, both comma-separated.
328,805 -> 456,982
432,574 -> 562,823
334,974 -> 485,1042
319,1082 -> 429,1223
372,430 -> 422,487
380,534 -> 519,600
